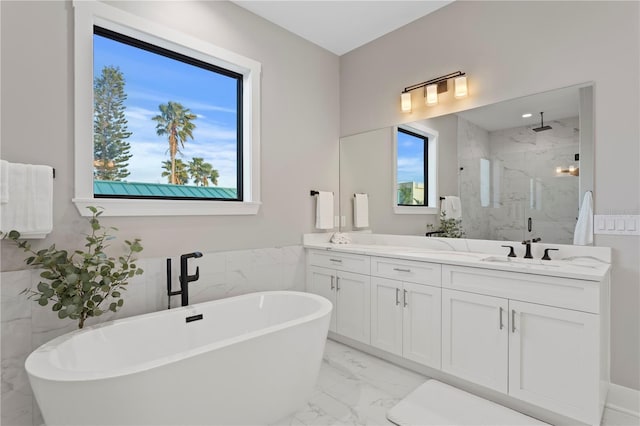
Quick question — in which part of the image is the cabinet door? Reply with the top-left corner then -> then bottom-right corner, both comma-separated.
336,270 -> 371,344
371,277 -> 403,356
442,289 -> 508,393
508,300 -> 600,424
403,282 -> 441,368
307,266 -> 337,332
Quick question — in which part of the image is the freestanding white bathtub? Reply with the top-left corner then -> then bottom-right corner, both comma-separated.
26,291 -> 332,426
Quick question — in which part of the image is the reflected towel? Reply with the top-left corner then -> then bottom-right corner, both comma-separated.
573,191 -> 593,245
441,196 -> 462,219
353,193 -> 369,228
0,162 -> 53,238
315,191 -> 334,230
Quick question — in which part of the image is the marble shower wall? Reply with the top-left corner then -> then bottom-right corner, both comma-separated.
457,116 -> 579,244
0,245 -> 306,426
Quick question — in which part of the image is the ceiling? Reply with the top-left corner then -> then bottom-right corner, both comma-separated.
230,1 -> 454,56
456,86 -> 581,132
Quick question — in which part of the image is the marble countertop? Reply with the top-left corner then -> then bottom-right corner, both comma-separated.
304,242 -> 610,282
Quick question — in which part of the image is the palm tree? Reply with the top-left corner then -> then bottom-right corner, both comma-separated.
152,101 -> 197,184
161,159 -> 188,185
188,157 -> 220,187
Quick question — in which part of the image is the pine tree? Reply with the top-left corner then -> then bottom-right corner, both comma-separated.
93,66 -> 133,181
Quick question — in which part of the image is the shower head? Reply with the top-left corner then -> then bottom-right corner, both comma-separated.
532,112 -> 552,132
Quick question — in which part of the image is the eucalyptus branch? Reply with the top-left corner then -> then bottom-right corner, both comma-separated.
2,206 -> 143,329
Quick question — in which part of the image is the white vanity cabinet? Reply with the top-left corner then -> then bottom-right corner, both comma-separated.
306,251 -> 371,344
370,257 -> 441,368
442,265 -> 606,425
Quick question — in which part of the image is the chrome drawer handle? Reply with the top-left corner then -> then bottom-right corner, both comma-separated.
336,277 -> 340,291
330,276 -> 335,291
403,289 -> 408,307
395,288 -> 400,306
393,268 -> 411,273
329,258 -> 343,263
499,307 -> 504,330
511,309 -> 516,333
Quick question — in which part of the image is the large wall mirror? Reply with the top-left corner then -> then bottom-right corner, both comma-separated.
339,83 -> 594,244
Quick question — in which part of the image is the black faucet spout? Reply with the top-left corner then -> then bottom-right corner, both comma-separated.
179,252 -> 203,307
522,238 -> 541,259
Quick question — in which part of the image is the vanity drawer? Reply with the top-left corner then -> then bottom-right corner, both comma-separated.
371,256 -> 441,285
307,250 -> 370,275
442,265 -> 600,313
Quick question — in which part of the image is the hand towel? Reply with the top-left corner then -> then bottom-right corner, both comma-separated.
353,193 -> 369,228
573,191 -> 593,245
0,162 -> 53,239
0,160 -> 8,204
441,195 -> 462,219
315,191 -> 334,230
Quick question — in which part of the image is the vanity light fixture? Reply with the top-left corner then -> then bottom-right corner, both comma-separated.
400,71 -> 467,112
522,113 -> 532,118
555,165 -> 579,176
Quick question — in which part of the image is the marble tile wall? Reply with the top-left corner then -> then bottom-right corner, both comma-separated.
458,116 -> 579,244
0,245 -> 306,426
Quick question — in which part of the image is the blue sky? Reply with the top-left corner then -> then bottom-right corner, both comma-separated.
94,33 -> 239,188
397,131 -> 424,184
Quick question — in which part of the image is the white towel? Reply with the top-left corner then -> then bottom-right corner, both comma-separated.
0,160 -> 9,204
573,191 -> 593,245
441,195 -> 462,219
353,193 -> 369,228
315,191 -> 334,230
0,162 -> 53,239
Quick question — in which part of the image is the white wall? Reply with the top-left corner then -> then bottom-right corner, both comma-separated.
0,0 -> 340,270
340,1 -> 640,390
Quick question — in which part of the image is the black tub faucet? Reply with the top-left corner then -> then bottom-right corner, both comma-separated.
180,252 -> 203,307
522,238 -> 541,259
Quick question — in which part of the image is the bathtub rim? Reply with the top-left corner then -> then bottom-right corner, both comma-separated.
25,291 -> 332,382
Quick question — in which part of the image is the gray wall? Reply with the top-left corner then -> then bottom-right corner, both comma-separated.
0,0 -> 340,269
340,1 -> 640,390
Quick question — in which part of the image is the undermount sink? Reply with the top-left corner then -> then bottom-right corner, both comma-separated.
480,256 -> 600,270
481,256 -> 561,267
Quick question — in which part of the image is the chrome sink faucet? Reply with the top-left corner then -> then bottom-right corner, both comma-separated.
522,238 -> 541,259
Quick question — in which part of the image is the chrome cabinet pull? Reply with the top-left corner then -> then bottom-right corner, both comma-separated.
499,307 -> 504,330
336,277 -> 340,291
330,276 -> 335,291
395,288 -> 400,306
393,267 -> 411,273
329,258 -> 343,263
511,309 -> 516,333
403,289 -> 408,307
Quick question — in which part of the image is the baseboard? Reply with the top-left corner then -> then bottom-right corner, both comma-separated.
606,383 -> 640,419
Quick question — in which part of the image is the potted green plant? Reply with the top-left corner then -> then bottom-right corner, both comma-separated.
426,211 -> 466,238
2,206 -> 143,328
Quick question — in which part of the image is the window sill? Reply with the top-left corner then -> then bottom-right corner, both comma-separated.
73,198 -> 261,217
394,205 -> 439,215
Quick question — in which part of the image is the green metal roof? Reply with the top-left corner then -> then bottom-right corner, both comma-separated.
94,180 -> 237,199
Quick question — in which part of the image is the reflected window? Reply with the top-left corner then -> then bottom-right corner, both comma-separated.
396,128 -> 427,206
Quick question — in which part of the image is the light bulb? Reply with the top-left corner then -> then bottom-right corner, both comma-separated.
454,76 -> 468,99
401,92 -> 412,112
425,84 -> 438,105
556,166 -> 562,174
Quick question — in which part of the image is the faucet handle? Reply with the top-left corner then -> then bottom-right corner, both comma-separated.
532,237 -> 542,243
541,248 -> 559,261
501,245 -> 517,257
190,266 -> 200,281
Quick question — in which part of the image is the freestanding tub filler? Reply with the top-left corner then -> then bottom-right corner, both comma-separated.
26,291 -> 332,425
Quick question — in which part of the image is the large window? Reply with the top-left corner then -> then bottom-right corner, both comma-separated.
92,26 -> 242,201
73,1 -> 261,216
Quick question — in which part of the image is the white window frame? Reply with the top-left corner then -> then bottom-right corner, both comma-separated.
393,124 -> 438,215
73,1 -> 261,216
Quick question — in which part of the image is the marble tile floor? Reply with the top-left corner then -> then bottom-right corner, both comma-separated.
273,339 -> 639,426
